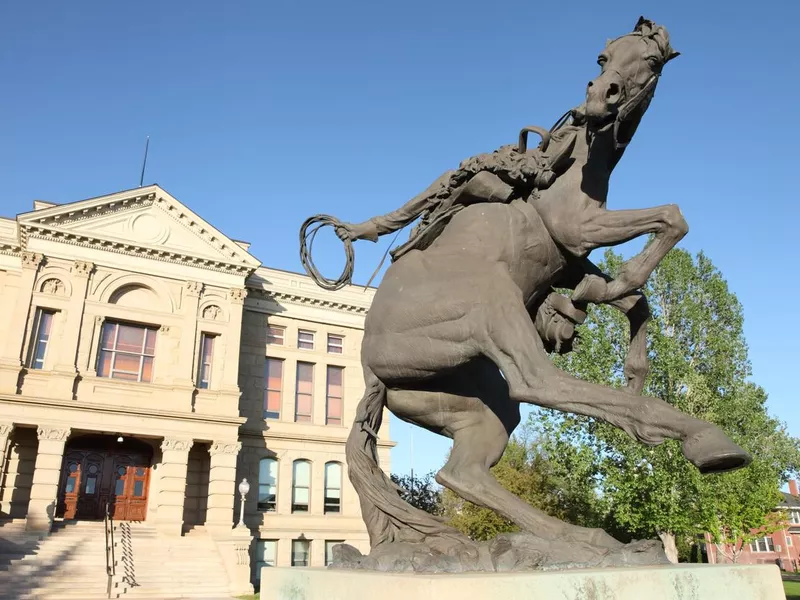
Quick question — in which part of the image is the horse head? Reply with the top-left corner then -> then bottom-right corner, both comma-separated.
584,17 -> 679,145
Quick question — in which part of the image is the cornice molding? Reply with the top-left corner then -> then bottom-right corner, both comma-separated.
246,287 -> 369,316
17,187 -> 261,276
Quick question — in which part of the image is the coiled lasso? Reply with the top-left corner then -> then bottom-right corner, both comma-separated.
299,215 -> 355,291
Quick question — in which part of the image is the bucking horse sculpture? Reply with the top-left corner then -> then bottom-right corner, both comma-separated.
299,17 -> 751,572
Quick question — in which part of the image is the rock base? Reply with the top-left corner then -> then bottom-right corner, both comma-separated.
259,563 -> 784,600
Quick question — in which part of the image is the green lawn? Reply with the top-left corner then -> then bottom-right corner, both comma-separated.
785,580 -> 800,599
237,595 -> 259,600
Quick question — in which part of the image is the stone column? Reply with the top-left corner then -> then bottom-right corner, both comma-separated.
26,425 -> 70,532
175,281 -> 203,386
156,438 -> 193,536
0,423 -> 13,488
53,261 -> 94,374
206,440 -> 242,530
0,252 -> 44,391
221,288 -> 247,391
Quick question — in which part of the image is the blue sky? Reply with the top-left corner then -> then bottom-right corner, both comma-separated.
2,1 -> 798,477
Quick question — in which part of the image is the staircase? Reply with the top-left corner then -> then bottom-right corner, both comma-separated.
0,520 -> 236,599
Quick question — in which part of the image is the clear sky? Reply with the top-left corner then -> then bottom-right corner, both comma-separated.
2,1 -> 798,478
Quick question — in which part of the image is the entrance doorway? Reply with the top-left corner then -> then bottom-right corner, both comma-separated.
57,435 -> 153,521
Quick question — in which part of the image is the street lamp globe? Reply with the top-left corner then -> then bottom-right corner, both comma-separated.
238,478 -> 250,497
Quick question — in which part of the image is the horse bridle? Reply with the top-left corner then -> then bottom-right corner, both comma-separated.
612,72 -> 660,149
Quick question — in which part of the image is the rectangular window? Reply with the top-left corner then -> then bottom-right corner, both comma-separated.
258,458 -> 278,512
255,540 -> 277,582
297,330 -> 315,350
750,536 -> 776,552
295,362 -> 314,422
291,539 -> 310,567
324,462 -> 342,514
325,540 -> 345,566
326,366 -> 344,426
28,308 -> 55,369
791,510 -> 800,524
292,461 -> 311,513
264,358 -> 284,419
197,333 -> 215,389
788,536 -> 794,547
97,321 -> 157,383
327,334 -> 343,354
267,326 -> 285,345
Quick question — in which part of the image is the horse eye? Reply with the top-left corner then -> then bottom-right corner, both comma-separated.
646,56 -> 660,68
597,56 -> 607,67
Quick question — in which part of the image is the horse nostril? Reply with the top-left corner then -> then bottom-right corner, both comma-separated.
607,83 -> 620,99
587,80 -> 594,88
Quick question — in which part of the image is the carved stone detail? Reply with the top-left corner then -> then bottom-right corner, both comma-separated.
0,423 -> 13,438
202,305 -> 222,320
186,281 -> 204,297
21,252 -> 44,270
71,261 -> 94,277
161,438 -> 193,453
210,441 -> 242,456
159,325 -> 171,334
235,542 -> 251,565
36,426 -> 71,442
229,288 -> 247,304
40,278 -> 66,295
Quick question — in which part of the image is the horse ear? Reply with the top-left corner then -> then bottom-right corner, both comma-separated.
635,16 -> 653,32
666,51 -> 681,63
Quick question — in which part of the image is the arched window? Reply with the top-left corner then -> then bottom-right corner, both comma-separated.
324,462 -> 342,514
258,458 -> 278,512
292,460 -> 311,513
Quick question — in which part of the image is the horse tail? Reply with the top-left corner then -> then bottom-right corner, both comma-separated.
346,367 -> 458,547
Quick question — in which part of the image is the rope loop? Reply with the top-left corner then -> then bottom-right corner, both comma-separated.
299,214 -> 355,291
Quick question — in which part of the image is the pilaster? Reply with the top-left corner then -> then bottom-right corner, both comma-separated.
26,425 -> 70,532
175,281 -> 203,386
0,423 -> 13,488
206,440 -> 242,529
52,261 -> 94,375
156,438 -> 193,536
221,288 -> 246,391
0,252 -> 44,391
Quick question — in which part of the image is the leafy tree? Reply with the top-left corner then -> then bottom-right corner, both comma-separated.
440,436 -> 599,541
533,248 -> 800,563
390,471 -> 443,516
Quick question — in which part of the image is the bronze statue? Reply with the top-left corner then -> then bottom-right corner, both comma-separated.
301,17 -> 751,572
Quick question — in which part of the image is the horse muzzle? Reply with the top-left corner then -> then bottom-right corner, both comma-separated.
584,71 -> 624,123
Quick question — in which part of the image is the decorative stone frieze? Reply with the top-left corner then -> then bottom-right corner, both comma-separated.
71,260 -> 94,277
186,281 -> 204,297
202,305 -> 222,320
210,441 -> 242,455
229,288 -> 247,304
21,252 -> 44,270
40,278 -> 66,295
161,438 -> 193,452
36,426 -> 71,442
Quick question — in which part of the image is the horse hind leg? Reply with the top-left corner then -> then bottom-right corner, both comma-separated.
386,360 -> 621,550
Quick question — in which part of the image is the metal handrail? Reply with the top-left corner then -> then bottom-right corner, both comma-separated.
104,501 -> 116,598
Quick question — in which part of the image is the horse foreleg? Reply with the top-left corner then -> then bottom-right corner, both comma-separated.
571,204 -> 688,303
476,282 -> 750,474
557,258 -> 651,394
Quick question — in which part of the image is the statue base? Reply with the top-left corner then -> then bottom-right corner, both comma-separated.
259,564 -> 784,600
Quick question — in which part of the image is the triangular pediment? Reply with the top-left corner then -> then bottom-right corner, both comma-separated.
18,185 -> 261,274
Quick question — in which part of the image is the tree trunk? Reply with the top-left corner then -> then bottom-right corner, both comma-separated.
658,531 -> 679,564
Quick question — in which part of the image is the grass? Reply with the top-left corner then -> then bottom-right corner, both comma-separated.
237,595 -> 259,600
785,580 -> 800,599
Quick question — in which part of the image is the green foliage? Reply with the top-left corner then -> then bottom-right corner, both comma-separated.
440,436 -> 600,541
533,248 -> 800,557
390,471 -> 443,516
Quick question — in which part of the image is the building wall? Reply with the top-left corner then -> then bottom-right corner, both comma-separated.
237,267 -> 391,569
0,187 -> 393,587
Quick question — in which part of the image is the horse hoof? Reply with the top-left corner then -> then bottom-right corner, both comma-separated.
682,427 -> 752,474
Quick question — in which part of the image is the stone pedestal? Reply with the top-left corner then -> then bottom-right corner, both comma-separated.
26,426 -> 70,532
156,438 -> 193,536
0,423 -> 12,485
213,526 -> 254,597
259,564 -> 784,600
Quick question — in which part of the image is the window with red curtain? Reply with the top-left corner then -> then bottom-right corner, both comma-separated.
326,366 -> 343,425
295,362 -> 314,422
264,358 -> 283,419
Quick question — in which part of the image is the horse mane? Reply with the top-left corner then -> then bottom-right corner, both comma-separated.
617,17 -> 679,67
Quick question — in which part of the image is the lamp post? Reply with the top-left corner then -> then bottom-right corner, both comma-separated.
237,478 -> 250,529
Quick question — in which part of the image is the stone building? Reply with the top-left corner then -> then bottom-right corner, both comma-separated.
0,185 -> 389,597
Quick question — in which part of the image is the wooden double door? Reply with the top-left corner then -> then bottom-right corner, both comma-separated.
57,436 -> 152,521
